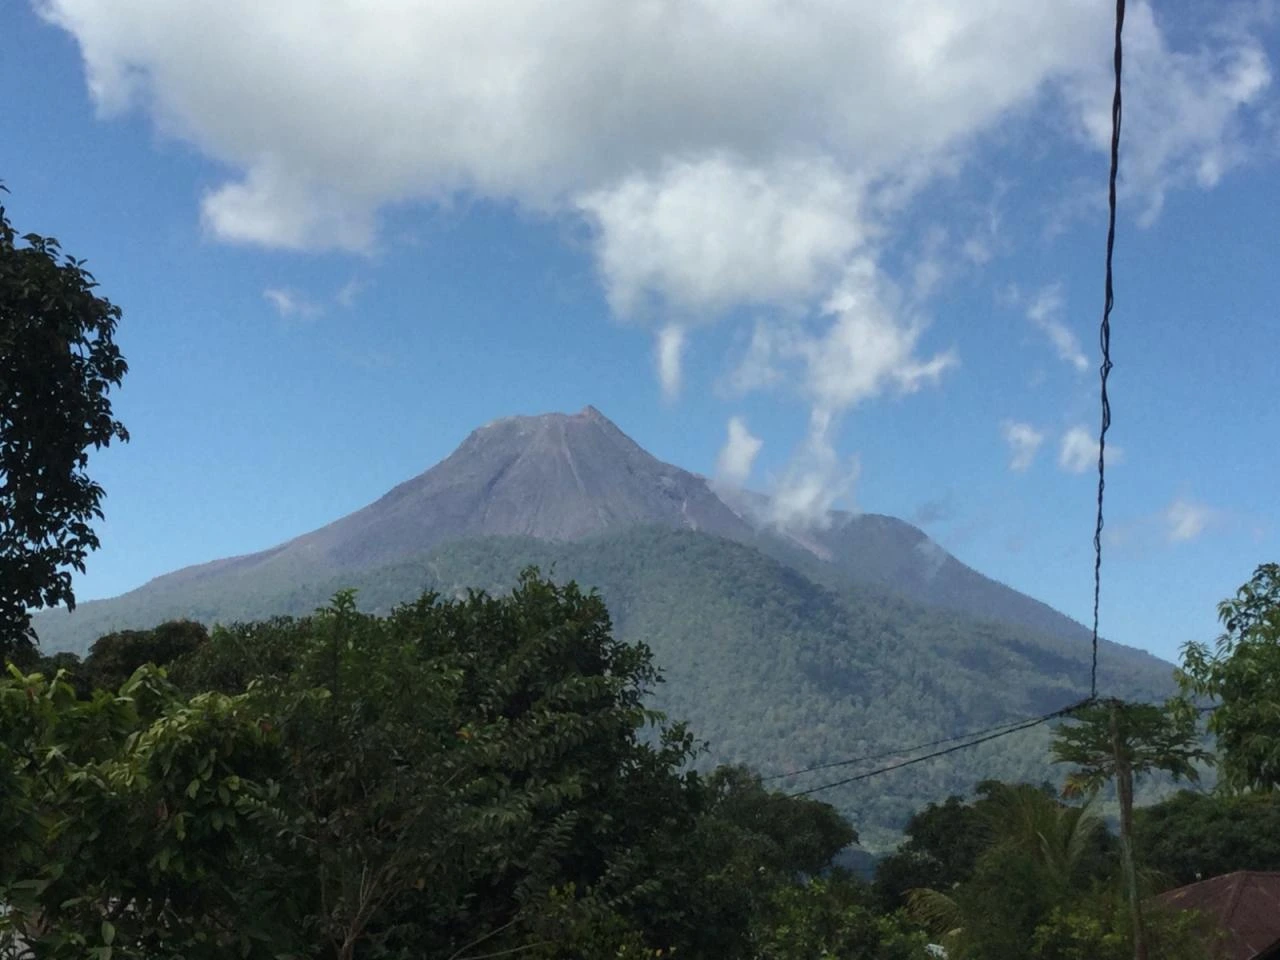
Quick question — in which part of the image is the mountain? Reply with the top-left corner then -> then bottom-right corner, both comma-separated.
147,405 -> 753,591
720,487 -> 1115,654
30,407 -> 1177,846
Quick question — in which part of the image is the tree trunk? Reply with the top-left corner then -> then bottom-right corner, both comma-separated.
1112,703 -> 1148,960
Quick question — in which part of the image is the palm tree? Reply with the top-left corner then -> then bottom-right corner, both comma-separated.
1051,699 -> 1209,960
906,783 -> 1106,959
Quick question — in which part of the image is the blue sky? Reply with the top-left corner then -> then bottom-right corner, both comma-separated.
2,0 -> 1278,665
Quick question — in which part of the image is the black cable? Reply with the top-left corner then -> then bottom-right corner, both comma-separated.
774,0 -> 1131,804
786,699 -> 1091,799
1091,0 -> 1125,700
762,711 -> 1055,783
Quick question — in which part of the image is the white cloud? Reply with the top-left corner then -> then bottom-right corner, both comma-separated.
38,0 -> 1271,496
578,155 -> 866,318
724,257 -> 957,412
768,413 -> 860,530
1165,498 -> 1216,543
263,287 -> 323,320
803,259 -> 957,414
715,416 -> 764,488
721,257 -> 954,523
1001,421 -> 1045,471
1058,426 -> 1097,474
654,325 -> 686,401
1060,3 -> 1272,223
38,1 -> 1269,263
722,321 -> 789,397
1058,425 -> 1123,474
203,164 -> 377,252
1026,283 -> 1089,372
726,260 -> 956,405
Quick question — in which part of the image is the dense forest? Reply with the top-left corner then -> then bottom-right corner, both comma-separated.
28,527 -> 1178,846
6,563 -> 1280,958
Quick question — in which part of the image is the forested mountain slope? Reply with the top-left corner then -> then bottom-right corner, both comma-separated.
36,524 -> 1175,846
29,408 -> 1178,844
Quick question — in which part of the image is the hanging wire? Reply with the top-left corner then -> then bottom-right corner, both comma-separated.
762,711 -> 1058,783
1090,0 -> 1126,699
787,700 -> 1089,799
776,0 -> 1130,801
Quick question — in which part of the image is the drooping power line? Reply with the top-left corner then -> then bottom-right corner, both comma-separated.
762,711 -> 1061,784
787,700 -> 1089,799
1090,0 -> 1125,700
779,0 -> 1129,800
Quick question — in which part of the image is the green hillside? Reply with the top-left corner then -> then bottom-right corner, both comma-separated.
34,526 -> 1175,848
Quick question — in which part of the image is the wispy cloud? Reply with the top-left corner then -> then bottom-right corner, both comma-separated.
655,325 -> 686,401
1061,2 -> 1272,226
1058,426 -> 1098,474
263,287 -> 323,321
767,412 -> 860,530
715,416 -> 764,488
1001,420 -> 1045,471
1105,495 -> 1223,555
336,278 -> 367,308
721,258 -> 955,527
1165,497 -> 1217,543
1059,425 -> 1123,474
1026,283 -> 1088,372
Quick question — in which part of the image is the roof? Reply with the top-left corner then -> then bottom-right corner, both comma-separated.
1155,871 -> 1280,960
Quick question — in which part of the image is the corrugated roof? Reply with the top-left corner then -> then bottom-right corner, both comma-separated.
1156,871 -> 1280,960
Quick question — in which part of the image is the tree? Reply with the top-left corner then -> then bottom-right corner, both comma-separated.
0,662 -> 295,959
1051,700 -> 1208,960
905,782 -> 1110,960
0,185 -> 129,658
873,784 -> 1003,912
751,875 -> 930,960
1028,899 -> 1211,960
3,572 -> 890,959
83,619 -> 209,692
1135,790 -> 1280,888
1178,562 -> 1280,791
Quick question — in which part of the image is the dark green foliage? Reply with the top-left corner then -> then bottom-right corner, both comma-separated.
1178,562 -> 1280,791
201,576 -> 703,958
1052,701 -> 1209,800
704,765 -> 858,876
6,573 -> 873,958
750,875 -> 930,960
84,619 -> 210,691
639,765 -> 861,957
904,783 -> 1129,960
0,663 -> 293,958
168,615 -> 307,696
1026,900 -> 1210,960
0,186 -> 129,657
1135,790 -> 1280,888
873,782 -> 1020,911
36,528 -> 1174,846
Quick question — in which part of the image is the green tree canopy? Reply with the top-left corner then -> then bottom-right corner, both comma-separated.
0,185 -> 128,658
905,782 -> 1111,960
83,619 -> 210,692
1178,562 -> 1280,791
3,574 -> 871,959
1135,789 -> 1280,888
